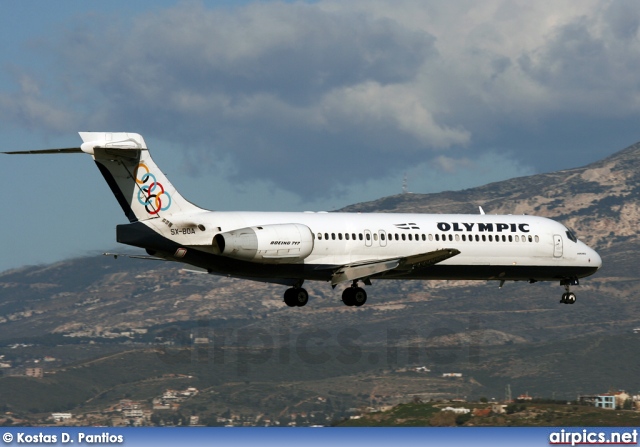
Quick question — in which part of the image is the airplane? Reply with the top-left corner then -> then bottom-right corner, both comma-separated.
4,132 -> 602,307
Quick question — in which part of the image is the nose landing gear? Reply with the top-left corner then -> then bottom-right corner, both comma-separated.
560,291 -> 576,304
560,278 -> 577,304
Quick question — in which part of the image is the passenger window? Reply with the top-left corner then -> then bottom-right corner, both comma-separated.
535,235 -> 539,243
528,235 -> 533,242
381,233 -> 386,241
455,234 -> 460,241
352,233 -> 356,240
502,235 -> 506,242
462,234 -> 466,242
448,234 -> 453,242
345,233 -> 350,240
515,235 -> 519,242
395,234 -> 399,241
401,234 -> 406,241
331,233 -> 336,240
338,233 -> 343,240
429,234 -> 433,241
359,234 -> 363,241
475,235 -> 479,242
508,235 -> 512,242
435,234 -> 440,241
324,233 -> 329,240
422,234 -> 426,241
366,233 -> 371,241
373,233 -> 378,241
488,235 -> 492,242
408,234 -> 413,241
318,233 -> 322,240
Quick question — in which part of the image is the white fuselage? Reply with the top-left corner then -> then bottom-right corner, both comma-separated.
136,210 -> 601,282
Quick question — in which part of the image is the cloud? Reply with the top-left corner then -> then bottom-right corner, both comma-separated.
47,1 -> 467,199
0,72 -> 74,132
2,0 -> 640,203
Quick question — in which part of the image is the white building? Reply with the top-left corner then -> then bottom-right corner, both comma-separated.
441,407 -> 470,414
51,413 -> 73,422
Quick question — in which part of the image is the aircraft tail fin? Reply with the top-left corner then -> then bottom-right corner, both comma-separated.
78,132 -> 206,222
4,132 -> 206,223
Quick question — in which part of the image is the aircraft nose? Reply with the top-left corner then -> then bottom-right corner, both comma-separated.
590,247 -> 602,270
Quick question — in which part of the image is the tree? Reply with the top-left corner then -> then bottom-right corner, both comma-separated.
455,413 -> 472,426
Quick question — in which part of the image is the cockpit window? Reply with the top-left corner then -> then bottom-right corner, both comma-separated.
565,228 -> 578,243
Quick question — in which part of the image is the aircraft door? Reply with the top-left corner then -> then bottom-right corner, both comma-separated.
364,230 -> 372,247
553,234 -> 563,258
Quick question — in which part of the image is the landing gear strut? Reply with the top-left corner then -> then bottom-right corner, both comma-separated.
284,287 -> 309,307
342,282 -> 367,307
560,279 -> 577,304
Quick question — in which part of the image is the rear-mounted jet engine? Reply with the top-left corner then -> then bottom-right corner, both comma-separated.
213,223 -> 314,264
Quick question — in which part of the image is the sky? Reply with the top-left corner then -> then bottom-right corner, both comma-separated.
2,0 -> 640,272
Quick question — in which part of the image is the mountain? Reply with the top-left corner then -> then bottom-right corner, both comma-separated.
1,140 -> 640,418
341,142 -> 640,249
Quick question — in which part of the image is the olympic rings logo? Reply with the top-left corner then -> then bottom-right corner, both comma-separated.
135,162 -> 172,215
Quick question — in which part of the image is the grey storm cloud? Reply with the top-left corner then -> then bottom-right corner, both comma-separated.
44,2 -> 468,198
4,1 -> 640,201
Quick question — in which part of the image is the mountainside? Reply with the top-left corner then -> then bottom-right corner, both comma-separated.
1,140 -> 640,418
341,142 -> 640,250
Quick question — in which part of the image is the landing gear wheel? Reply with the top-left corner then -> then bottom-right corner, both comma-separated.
284,288 -> 297,307
560,292 -> 576,304
560,279 -> 577,304
342,287 -> 355,306
342,287 -> 367,307
353,287 -> 367,307
284,288 -> 309,307
294,288 -> 309,307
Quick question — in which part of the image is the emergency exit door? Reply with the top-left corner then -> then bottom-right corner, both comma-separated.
553,234 -> 563,258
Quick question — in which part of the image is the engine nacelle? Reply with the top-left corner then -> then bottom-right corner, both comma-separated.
213,223 -> 314,264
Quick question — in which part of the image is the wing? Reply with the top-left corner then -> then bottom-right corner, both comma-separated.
330,248 -> 460,286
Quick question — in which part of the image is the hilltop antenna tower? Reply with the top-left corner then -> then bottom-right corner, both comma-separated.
505,384 -> 512,402
402,173 -> 408,194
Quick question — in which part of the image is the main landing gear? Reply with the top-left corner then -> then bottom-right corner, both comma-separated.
560,279 -> 577,304
342,282 -> 367,307
283,287 -> 309,307
283,281 -> 369,308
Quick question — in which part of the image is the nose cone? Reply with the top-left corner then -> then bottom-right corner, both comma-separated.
589,246 -> 602,270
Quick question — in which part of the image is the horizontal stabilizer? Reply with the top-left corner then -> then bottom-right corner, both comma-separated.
3,148 -> 82,154
103,252 -> 169,262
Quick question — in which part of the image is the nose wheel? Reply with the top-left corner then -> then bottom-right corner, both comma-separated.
560,280 -> 577,304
